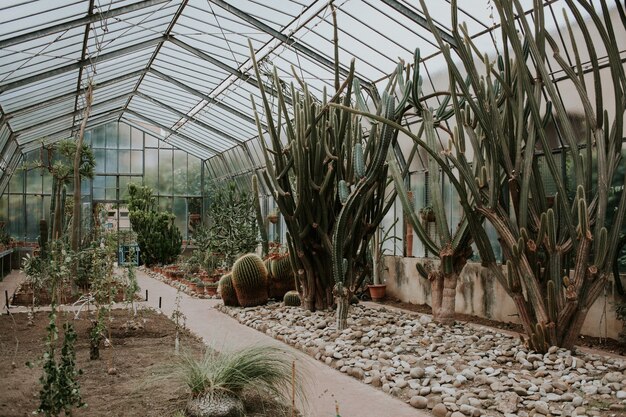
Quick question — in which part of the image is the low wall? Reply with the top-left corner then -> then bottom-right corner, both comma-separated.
384,256 -> 623,340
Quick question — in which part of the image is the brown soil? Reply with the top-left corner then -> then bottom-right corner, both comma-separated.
0,308 -> 297,416
380,298 -> 626,356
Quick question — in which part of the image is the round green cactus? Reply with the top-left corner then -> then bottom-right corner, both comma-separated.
231,253 -> 268,307
267,256 -> 295,299
283,290 -> 301,307
218,273 -> 239,307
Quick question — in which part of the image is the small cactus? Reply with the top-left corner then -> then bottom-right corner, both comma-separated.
268,256 -> 295,299
283,290 -> 301,307
231,253 -> 268,307
218,274 -> 239,307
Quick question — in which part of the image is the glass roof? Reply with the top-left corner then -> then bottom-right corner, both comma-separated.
0,0 -> 621,191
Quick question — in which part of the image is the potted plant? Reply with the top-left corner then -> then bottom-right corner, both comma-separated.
205,282 -> 219,296
419,206 -> 436,222
367,221 -> 400,302
266,209 -> 279,224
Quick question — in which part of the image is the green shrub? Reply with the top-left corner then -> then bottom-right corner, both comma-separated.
127,184 -> 182,266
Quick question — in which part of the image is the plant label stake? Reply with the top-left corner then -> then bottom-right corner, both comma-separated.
145,289 -> 148,301
5,290 -> 9,313
158,296 -> 162,309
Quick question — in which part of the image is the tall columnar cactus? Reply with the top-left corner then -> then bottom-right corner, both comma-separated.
387,107 -> 474,325
218,273 -> 239,307
249,7 -> 403,314
363,0 -> 624,350
252,175 -> 269,257
231,253 -> 268,307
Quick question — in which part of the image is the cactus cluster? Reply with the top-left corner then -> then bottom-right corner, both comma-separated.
218,274 -> 239,307
283,290 -> 301,307
249,8 -> 402,313
231,253 -> 268,307
267,256 -> 295,299
381,0 -> 625,350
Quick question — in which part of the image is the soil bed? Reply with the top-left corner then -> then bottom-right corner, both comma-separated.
0,307 -> 294,417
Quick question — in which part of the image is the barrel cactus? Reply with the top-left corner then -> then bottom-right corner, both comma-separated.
283,290 -> 301,307
218,274 -> 239,307
268,256 -> 295,299
231,254 -> 268,307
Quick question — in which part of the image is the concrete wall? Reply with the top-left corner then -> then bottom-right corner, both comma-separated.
384,255 -> 624,340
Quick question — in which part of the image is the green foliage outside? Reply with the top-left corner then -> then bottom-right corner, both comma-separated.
127,183 -> 182,266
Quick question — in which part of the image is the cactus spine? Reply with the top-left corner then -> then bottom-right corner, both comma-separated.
218,273 -> 239,307
268,256 -> 295,299
283,290 -> 301,307
231,253 -> 268,307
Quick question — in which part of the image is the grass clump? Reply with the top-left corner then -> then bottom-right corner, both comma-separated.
174,345 -> 304,403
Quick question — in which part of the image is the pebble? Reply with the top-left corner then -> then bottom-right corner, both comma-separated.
216,301 -> 626,416
409,396 -> 428,409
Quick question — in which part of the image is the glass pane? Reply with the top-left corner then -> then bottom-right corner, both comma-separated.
92,125 -> 106,148
0,195 -> 8,224
145,133 -> 158,148
25,195 -> 42,241
119,176 -> 131,200
8,195 -> 24,239
119,150 -> 131,173
131,150 -> 143,174
42,168 -> 52,192
188,156 -> 201,195
106,149 -> 118,172
119,123 -> 131,149
106,123 -> 117,149
131,127 -> 143,149
144,148 -> 158,189
173,150 -> 187,195
9,170 -> 24,193
158,149 -> 172,195
26,168 -> 42,194
93,187 -> 105,200
94,149 -> 106,173
158,197 -> 172,211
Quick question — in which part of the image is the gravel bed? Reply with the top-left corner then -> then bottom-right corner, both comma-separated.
217,302 -> 626,417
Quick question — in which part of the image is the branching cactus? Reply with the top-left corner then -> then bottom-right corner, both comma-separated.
249,7 -> 402,313
388,107 -> 474,325
414,0 -> 626,349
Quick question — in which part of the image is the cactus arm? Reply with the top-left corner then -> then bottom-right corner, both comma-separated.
423,109 -> 451,244
252,175 -> 269,257
387,150 -> 439,255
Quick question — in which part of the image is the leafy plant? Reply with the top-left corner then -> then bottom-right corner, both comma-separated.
38,311 -> 84,416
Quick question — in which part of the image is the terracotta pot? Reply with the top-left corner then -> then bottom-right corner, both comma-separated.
205,286 -> 218,296
368,284 -> 387,302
